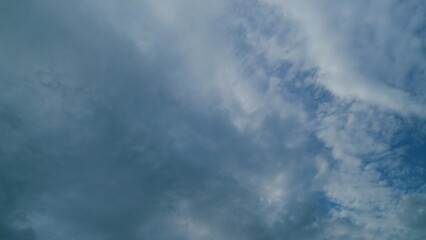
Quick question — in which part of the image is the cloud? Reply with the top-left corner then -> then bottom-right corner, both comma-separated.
0,0 -> 425,240
263,0 -> 426,116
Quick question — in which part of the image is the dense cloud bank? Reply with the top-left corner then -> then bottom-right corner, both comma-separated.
1,0 -> 426,239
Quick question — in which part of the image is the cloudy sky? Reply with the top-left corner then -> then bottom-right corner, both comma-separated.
1,0 -> 426,239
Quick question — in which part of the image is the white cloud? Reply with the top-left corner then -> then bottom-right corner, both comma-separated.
263,0 -> 426,117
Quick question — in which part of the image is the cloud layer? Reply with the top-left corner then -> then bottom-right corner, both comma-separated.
1,0 -> 425,239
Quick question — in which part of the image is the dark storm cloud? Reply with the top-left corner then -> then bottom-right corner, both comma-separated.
0,1 -> 328,239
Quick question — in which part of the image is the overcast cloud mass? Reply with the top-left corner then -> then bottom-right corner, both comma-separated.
1,0 -> 426,239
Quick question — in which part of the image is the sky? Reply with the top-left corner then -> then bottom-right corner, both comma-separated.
0,0 -> 425,239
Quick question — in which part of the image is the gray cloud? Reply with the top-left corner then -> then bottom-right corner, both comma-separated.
1,0 -> 426,240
